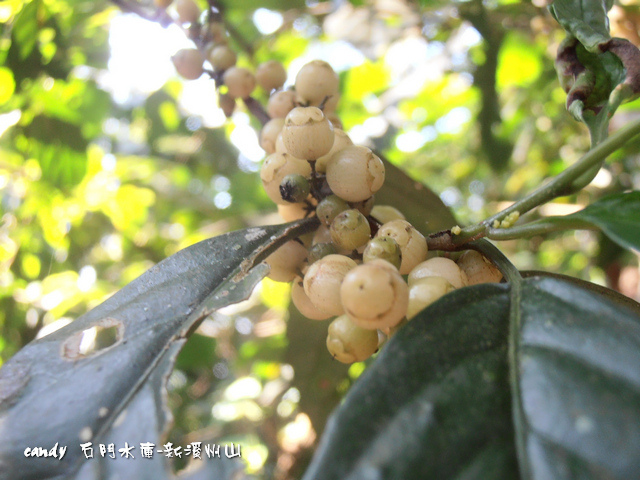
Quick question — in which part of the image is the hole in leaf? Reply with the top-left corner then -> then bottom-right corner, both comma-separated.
61,318 -> 124,360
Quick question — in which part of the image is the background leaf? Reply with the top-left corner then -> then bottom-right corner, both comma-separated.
0,220 -> 315,480
564,191 -> 640,251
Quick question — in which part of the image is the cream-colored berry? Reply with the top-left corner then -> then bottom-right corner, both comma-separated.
312,225 -> 332,245
330,209 -> 371,251
267,90 -> 297,119
294,60 -> 340,107
370,205 -> 405,224
316,129 -> 353,173
291,277 -> 331,320
277,203 -> 308,222
340,260 -> 408,330
174,0 -> 200,24
260,118 -> 285,154
408,257 -> 468,289
282,107 -> 334,160
376,220 -> 427,274
208,45 -> 236,71
223,67 -> 256,99
326,315 -> 379,363
275,132 -> 287,154
326,114 -> 343,130
456,250 -> 503,285
265,240 -> 307,282
406,276 -> 455,320
256,60 -> 287,92
303,254 -> 357,316
172,48 -> 204,80
326,146 -> 385,202
260,153 -> 311,205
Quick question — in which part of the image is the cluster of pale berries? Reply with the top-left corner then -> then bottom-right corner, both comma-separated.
254,61 -> 503,364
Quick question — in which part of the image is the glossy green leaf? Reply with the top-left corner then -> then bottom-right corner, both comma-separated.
0,220 -> 316,480
549,0 -> 611,52
565,191 -> 640,251
303,275 -> 640,479
376,156 -> 458,236
302,284 -> 518,480
514,276 -> 640,479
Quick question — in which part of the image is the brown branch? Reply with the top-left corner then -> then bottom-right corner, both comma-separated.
243,97 -> 271,126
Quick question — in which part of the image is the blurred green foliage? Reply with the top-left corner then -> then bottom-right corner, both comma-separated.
1,0 -> 639,477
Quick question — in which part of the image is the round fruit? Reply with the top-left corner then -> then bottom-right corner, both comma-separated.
223,67 -> 256,99
174,0 -> 200,24
279,174 -> 310,203
316,195 -> 350,226
207,22 -> 228,44
308,242 -> 338,264
260,118 -> 285,154
315,129 -> 353,173
172,48 -> 204,80
208,45 -> 236,71
260,152 -> 311,205
326,146 -> 384,202
340,260 -> 408,330
406,276 -> 455,320
456,250 -> 503,285
277,202 -> 308,222
350,196 -> 374,216
294,60 -> 340,107
363,237 -> 402,270
256,60 -> 287,92
303,254 -> 357,315
291,276 -> 332,320
282,107 -> 334,160
265,240 -> 308,282
267,90 -> 297,119
326,315 -> 379,363
408,257 -> 468,289
312,225 -> 332,245
330,209 -> 371,251
370,205 -> 405,224
376,220 -> 427,274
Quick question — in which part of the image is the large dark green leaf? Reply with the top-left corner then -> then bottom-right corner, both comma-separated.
0,219 -> 316,480
302,275 -> 640,479
563,191 -> 640,252
549,0 -> 612,52
302,284 -> 518,480
513,276 -> 640,479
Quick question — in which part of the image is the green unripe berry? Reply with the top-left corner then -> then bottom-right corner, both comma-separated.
280,174 -> 310,203
408,257 -> 468,289
330,209 -> 371,251
340,260 -> 409,330
406,276 -> 455,320
308,242 -> 337,264
316,195 -> 350,226
363,237 -> 402,270
326,315 -> 379,364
